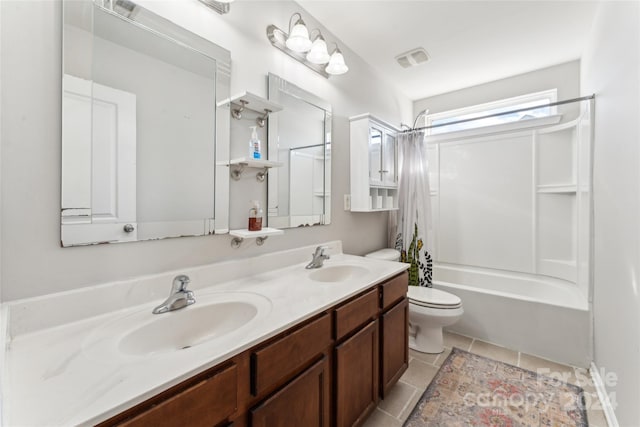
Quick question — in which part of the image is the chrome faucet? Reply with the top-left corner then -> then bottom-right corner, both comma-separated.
306,246 -> 330,269
152,275 -> 196,314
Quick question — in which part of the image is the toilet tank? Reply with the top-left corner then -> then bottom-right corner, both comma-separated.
365,248 -> 401,262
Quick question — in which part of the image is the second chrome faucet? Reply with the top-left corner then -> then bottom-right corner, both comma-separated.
152,275 -> 196,314
306,246 -> 330,269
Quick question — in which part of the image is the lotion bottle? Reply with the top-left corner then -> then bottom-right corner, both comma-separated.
249,126 -> 261,160
248,200 -> 263,231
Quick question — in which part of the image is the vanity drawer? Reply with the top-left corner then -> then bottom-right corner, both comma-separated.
380,272 -> 408,310
118,363 -> 237,427
333,288 -> 379,341
251,314 -> 332,396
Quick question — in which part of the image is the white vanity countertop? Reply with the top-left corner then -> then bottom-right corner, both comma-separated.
1,241 -> 408,426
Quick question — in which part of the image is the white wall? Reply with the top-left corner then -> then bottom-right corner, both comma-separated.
414,60 -> 581,121
0,0 -> 411,301
0,1 -> 2,307
581,1 -> 640,425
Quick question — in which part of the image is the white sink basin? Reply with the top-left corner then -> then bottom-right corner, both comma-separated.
308,265 -> 369,283
83,292 -> 271,359
119,301 -> 258,356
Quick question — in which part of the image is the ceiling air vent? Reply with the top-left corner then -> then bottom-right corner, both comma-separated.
198,0 -> 230,15
395,48 -> 430,69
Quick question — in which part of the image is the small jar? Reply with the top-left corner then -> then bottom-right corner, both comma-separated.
248,200 -> 263,231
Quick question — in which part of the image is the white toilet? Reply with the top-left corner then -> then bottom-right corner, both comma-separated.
365,249 -> 464,354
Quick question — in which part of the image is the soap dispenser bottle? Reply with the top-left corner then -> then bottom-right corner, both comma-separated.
249,126 -> 261,160
248,200 -> 263,231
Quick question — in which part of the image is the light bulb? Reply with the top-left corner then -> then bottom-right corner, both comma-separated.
326,48 -> 348,75
306,35 -> 331,64
286,18 -> 312,53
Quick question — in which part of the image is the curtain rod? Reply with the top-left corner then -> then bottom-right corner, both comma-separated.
290,143 -> 324,151
402,94 -> 595,134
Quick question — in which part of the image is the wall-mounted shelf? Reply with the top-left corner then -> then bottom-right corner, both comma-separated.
218,92 -> 283,127
229,227 -> 284,248
228,157 -> 283,182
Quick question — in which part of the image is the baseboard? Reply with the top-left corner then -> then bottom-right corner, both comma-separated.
590,362 -> 619,427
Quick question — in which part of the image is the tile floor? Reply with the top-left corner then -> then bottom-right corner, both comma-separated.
363,331 -> 609,427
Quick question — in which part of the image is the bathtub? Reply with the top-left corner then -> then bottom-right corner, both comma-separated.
433,263 -> 592,368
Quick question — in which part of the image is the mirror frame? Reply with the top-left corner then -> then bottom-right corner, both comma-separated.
267,73 -> 332,228
61,0 -> 231,246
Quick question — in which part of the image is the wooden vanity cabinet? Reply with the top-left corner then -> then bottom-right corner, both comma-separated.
98,272 -> 408,427
379,272 -> 409,398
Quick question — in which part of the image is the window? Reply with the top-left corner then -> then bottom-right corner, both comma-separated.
425,89 -> 558,135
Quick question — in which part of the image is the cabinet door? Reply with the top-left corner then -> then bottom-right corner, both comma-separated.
382,132 -> 397,187
369,127 -> 383,186
250,357 -> 330,427
380,299 -> 409,398
335,321 -> 379,427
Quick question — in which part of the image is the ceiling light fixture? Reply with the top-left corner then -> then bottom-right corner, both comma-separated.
266,12 -> 348,78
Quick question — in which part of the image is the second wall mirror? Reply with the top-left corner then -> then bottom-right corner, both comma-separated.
267,74 -> 332,228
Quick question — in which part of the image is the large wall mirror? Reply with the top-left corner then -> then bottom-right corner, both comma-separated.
61,0 -> 231,246
267,74 -> 332,228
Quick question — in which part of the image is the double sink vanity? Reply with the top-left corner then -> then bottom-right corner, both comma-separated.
5,0 -> 413,425
1,242 -> 409,426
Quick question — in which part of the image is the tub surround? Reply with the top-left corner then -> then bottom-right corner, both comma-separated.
1,241 -> 408,426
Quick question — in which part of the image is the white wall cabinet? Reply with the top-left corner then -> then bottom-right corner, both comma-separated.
350,114 -> 399,211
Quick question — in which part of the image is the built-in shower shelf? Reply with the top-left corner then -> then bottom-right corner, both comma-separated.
539,258 -> 577,267
537,184 -> 577,194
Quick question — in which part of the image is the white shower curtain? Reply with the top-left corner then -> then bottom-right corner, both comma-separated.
389,130 -> 434,287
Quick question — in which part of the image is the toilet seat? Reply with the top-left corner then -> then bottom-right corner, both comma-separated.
408,286 -> 462,309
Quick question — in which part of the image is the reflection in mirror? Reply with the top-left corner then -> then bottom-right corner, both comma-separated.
267,74 -> 332,228
61,0 -> 231,246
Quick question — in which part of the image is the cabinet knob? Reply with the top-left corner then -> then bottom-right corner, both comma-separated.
123,224 -> 135,233
379,170 -> 389,173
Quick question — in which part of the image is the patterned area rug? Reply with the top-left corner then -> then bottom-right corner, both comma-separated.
404,347 -> 588,427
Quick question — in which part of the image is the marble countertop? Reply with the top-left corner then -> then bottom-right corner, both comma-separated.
1,242 -> 408,426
